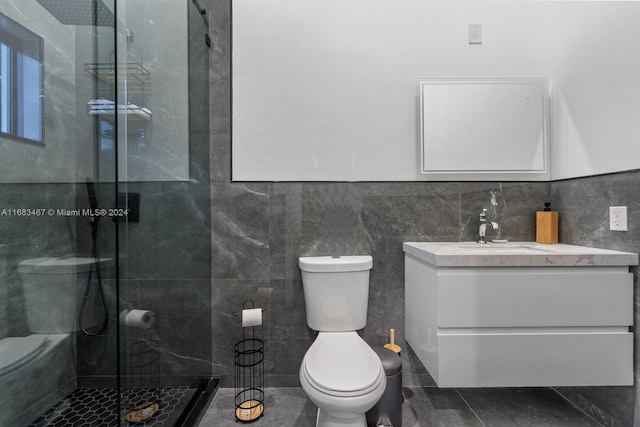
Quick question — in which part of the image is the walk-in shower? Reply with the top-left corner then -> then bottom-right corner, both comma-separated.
0,1 -> 216,425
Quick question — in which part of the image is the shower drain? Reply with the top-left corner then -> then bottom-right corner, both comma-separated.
29,386 -> 195,426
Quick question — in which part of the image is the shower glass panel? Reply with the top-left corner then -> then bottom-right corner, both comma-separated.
116,0 -> 214,424
0,1 -> 214,425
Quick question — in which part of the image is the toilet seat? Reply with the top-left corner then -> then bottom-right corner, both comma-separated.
302,332 -> 384,398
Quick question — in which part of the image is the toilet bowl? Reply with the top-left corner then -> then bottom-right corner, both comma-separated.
0,334 -> 74,426
299,255 -> 386,427
0,335 -> 50,377
300,331 -> 386,426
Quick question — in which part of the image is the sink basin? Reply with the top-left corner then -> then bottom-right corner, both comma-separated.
458,243 -> 525,249
456,243 -> 555,253
459,243 -> 524,248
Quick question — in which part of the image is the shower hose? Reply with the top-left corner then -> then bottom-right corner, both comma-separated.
79,181 -> 109,336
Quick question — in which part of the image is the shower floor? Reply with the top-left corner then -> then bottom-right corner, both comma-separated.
29,386 -> 197,426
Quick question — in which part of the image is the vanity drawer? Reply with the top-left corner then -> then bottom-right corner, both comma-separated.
437,331 -> 633,387
438,267 -> 633,328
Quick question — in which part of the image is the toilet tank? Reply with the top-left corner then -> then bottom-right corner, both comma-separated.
19,257 -> 113,333
299,255 -> 373,332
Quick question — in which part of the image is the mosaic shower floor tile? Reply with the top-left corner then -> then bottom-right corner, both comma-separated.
29,386 -> 196,426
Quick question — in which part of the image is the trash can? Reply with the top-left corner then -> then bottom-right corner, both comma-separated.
366,347 -> 402,427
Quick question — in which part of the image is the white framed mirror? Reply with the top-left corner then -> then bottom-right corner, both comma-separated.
419,78 -> 549,181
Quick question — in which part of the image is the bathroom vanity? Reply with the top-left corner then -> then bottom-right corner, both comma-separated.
403,242 -> 638,387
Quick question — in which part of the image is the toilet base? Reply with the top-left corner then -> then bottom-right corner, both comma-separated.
316,408 -> 366,427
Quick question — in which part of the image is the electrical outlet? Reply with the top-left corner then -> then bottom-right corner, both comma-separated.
609,206 -> 628,231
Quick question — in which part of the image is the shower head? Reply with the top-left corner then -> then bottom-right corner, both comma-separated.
36,0 -> 114,27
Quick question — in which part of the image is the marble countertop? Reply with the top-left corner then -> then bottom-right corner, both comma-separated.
403,241 -> 639,267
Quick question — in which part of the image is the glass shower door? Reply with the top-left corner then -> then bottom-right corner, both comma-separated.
115,0 -> 214,425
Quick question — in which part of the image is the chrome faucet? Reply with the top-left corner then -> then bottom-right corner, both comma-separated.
477,208 -> 499,244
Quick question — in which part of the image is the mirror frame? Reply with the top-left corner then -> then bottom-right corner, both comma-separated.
419,77 -> 550,182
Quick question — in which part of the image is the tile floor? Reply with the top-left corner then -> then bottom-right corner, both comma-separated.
29,387 -> 195,427
197,386 -> 603,427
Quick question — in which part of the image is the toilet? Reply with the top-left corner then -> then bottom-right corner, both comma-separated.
0,256 -> 110,426
299,255 -> 386,427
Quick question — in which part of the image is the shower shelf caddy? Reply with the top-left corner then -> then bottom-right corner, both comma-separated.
234,300 -> 265,423
85,62 -> 151,85
84,57 -> 152,122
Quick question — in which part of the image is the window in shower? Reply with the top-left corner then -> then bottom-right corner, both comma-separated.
0,13 -> 43,144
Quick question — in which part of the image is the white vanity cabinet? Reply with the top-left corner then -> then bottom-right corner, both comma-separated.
403,242 -> 638,388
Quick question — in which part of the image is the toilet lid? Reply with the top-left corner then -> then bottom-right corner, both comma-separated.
303,332 -> 383,395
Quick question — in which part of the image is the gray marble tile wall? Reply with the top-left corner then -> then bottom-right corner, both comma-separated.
73,182 -> 214,388
209,181 -> 549,388
550,171 -> 640,427
113,180 -> 213,386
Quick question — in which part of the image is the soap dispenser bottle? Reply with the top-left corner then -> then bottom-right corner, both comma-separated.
536,202 -> 558,244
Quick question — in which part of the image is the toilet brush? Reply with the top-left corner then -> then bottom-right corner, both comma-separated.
384,328 -> 401,355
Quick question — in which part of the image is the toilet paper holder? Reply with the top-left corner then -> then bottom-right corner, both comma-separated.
233,300 -> 265,422
232,301 -> 266,328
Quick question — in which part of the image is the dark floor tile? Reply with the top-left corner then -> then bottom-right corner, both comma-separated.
198,388 -> 316,427
402,343 -> 437,388
200,386 -> 482,427
553,386 -> 630,427
403,387 -> 484,427
458,387 -> 602,427
202,386 -> 606,427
